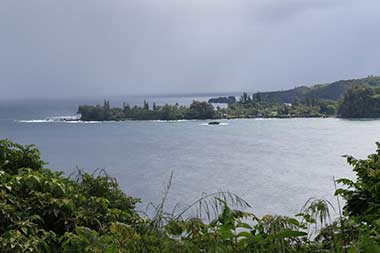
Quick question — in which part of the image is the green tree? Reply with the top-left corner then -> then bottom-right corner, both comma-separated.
338,85 -> 380,118
143,100 -> 149,110
185,101 -> 215,119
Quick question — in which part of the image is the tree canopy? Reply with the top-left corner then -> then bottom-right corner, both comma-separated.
338,85 -> 380,118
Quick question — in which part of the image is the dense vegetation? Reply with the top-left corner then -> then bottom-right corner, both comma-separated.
216,93 -> 337,118
338,85 -> 380,118
2,139 -> 380,252
78,100 -> 216,121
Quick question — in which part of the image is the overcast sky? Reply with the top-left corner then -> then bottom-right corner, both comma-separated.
1,0 -> 380,98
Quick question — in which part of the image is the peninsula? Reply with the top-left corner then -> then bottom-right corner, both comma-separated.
77,76 -> 380,121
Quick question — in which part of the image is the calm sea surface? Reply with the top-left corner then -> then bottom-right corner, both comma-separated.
0,96 -> 378,217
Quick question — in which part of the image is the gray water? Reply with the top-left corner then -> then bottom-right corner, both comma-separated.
0,97 -> 378,217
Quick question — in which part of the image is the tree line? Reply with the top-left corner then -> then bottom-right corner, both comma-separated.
78,100 -> 216,121
77,96 -> 337,121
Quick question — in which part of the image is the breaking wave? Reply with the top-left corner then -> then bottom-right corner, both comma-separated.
16,115 -> 101,124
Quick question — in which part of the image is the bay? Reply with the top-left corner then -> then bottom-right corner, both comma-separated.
1,96 -> 378,217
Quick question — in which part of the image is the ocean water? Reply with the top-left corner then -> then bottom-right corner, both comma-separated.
1,96 -> 379,217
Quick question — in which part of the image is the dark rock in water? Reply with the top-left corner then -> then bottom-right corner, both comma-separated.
208,121 -> 220,125
62,118 -> 78,122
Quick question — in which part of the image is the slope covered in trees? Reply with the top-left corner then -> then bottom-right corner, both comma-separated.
338,85 -> 380,118
255,76 -> 380,103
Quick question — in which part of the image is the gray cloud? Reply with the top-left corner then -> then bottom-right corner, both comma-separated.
0,0 -> 379,98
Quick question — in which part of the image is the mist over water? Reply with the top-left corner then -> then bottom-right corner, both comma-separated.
1,97 -> 378,216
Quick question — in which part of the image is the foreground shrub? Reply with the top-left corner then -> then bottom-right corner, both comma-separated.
0,139 -> 140,252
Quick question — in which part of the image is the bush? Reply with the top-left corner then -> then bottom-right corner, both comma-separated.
0,139 -> 45,174
0,140 -> 140,252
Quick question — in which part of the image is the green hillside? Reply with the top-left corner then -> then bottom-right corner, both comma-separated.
256,76 -> 380,103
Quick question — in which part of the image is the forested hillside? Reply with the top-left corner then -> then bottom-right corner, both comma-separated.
255,76 -> 380,103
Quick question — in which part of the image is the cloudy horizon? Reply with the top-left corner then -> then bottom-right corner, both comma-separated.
1,0 -> 380,99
